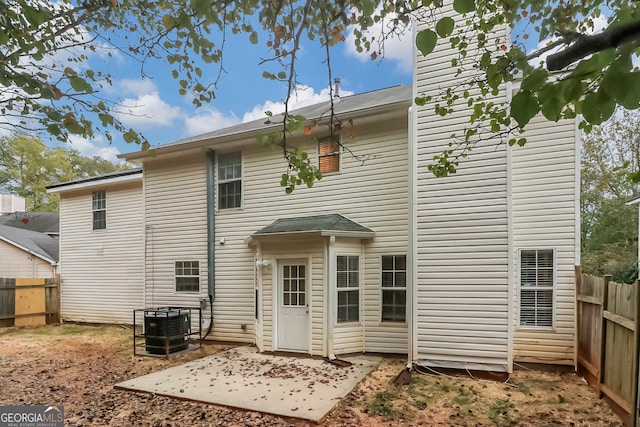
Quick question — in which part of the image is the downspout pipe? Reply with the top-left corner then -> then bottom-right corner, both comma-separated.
204,149 -> 216,338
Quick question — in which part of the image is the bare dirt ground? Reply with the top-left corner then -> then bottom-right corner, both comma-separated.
0,324 -> 623,426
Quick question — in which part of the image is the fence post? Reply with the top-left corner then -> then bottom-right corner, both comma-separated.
598,274 -> 611,398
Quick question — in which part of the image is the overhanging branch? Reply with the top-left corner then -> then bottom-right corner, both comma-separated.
546,19 -> 640,71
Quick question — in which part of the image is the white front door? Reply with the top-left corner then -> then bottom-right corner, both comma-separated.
277,260 -> 309,352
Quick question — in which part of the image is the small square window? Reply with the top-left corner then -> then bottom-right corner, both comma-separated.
175,261 -> 200,292
318,137 -> 340,173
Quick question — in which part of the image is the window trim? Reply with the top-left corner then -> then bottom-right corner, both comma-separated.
335,254 -> 360,324
317,136 -> 341,174
175,260 -> 200,293
380,254 -> 407,324
92,190 -> 106,231
217,151 -> 243,210
517,248 -> 556,330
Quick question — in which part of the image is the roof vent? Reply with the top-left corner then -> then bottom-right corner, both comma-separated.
334,78 -> 341,101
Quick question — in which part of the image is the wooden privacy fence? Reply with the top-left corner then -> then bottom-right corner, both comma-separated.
576,271 -> 640,427
0,277 -> 60,327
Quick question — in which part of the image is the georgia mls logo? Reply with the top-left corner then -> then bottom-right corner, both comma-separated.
0,405 -> 64,427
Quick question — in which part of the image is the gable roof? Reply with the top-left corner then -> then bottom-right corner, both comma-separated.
46,168 -> 143,193
121,84 -> 412,162
252,213 -> 375,240
0,223 -> 58,264
0,212 -> 59,234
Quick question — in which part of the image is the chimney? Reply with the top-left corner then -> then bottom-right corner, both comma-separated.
334,78 -> 341,100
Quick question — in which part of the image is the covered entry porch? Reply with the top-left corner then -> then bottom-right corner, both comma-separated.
248,213 -> 375,358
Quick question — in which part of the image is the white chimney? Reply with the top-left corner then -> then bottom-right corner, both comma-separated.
334,78 -> 341,101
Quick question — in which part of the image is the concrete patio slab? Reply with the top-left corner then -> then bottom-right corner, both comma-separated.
115,346 -> 381,422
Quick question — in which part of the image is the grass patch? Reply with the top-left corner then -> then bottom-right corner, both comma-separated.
366,390 -> 405,418
489,398 -> 517,426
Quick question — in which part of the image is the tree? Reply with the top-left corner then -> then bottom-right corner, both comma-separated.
1,0 -> 639,186
0,135 -> 130,211
581,109 -> 639,283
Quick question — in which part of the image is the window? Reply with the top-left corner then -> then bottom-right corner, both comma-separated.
318,137 -> 340,173
337,255 -> 359,323
175,261 -> 200,292
92,190 -> 106,230
519,249 -> 554,328
282,264 -> 306,306
218,152 -> 241,209
381,255 -> 407,322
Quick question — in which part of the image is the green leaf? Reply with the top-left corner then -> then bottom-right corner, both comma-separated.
69,76 -> 87,92
510,90 -> 540,128
416,29 -> 437,56
453,0 -> 475,14
581,92 -> 616,125
23,6 -> 50,27
123,129 -> 138,143
521,69 -> 549,92
190,0 -> 210,15
435,17 -> 455,38
162,14 -> 177,30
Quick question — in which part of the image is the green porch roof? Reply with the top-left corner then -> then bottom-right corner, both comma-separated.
252,213 -> 374,239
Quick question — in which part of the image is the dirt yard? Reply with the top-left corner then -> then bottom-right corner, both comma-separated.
0,325 -> 622,426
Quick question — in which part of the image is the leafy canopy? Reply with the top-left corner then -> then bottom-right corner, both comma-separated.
1,0 -> 640,188
0,135 -> 130,211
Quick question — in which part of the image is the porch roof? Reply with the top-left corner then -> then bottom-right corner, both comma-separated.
251,213 -> 375,240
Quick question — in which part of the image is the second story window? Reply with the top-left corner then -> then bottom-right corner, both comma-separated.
318,137 -> 340,173
92,190 -> 106,230
218,152 -> 242,209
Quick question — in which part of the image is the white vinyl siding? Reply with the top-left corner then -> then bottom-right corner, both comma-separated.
214,115 -> 410,356
413,7 -> 510,371
0,240 -> 57,278
58,181 -> 143,324
511,114 -> 577,366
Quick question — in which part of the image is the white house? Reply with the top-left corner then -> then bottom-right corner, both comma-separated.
47,8 -> 579,372
0,212 -> 59,278
46,169 -> 144,324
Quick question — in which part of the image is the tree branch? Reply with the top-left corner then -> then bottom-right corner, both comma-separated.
547,19 -> 640,71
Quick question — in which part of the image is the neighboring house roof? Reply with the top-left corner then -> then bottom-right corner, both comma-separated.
252,213 -> 375,240
627,193 -> 640,205
0,223 -> 58,264
0,212 -> 59,235
46,168 -> 143,193
121,84 -> 413,161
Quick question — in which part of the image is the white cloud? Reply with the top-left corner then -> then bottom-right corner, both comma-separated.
343,10 -> 413,74
242,85 -> 355,122
66,134 -> 121,163
184,109 -> 241,136
112,79 -> 183,129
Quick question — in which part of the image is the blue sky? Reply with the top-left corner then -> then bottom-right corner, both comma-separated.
60,18 -> 414,163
